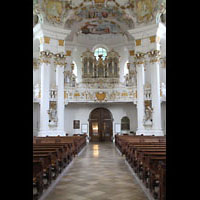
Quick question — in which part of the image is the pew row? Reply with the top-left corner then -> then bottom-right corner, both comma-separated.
33,135 -> 87,200
115,135 -> 166,200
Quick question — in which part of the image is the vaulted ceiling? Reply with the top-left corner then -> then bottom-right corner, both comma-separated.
34,0 -> 166,38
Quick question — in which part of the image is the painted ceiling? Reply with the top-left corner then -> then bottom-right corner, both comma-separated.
34,0 -> 166,36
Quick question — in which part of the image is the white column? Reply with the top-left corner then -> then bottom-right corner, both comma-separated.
135,53 -> 146,135
149,50 -> 163,135
38,51 -> 52,136
55,53 -> 66,136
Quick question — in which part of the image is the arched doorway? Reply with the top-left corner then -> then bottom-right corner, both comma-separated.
89,108 -> 113,142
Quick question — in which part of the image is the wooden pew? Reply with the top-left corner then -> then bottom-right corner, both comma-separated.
33,151 -> 59,179
115,135 -> 166,200
33,135 -> 87,199
34,143 -> 72,160
33,159 -> 44,200
33,146 -> 67,171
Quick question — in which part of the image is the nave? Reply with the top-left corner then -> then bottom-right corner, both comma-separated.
43,143 -> 148,200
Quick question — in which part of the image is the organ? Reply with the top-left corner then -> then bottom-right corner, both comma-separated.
81,49 -> 120,81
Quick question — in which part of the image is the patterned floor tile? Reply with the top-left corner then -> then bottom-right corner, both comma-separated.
44,143 -> 148,200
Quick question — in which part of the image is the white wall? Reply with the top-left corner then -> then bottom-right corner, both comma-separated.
64,102 -> 138,136
33,103 -> 40,136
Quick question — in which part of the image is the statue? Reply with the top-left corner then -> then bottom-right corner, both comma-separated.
144,102 -> 153,126
48,102 -> 57,126
145,106 -> 153,121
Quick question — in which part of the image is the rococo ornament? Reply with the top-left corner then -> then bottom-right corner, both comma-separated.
54,53 -> 67,66
39,50 -> 53,64
135,52 -> 145,65
148,50 -> 161,63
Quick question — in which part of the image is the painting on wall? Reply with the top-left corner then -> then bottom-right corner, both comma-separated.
80,20 -> 122,35
73,120 -> 80,129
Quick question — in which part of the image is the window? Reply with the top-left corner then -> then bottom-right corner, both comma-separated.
121,116 -> 130,131
94,48 -> 107,60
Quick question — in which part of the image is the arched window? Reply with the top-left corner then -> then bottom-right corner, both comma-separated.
121,116 -> 130,131
94,48 -> 107,60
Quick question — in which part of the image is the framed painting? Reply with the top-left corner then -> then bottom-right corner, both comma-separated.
73,120 -> 80,129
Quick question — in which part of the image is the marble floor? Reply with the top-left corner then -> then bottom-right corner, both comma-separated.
44,142 -> 148,200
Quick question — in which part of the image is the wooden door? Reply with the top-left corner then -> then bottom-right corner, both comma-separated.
89,108 -> 113,142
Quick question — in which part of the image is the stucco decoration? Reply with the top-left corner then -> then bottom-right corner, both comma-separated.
34,0 -> 166,27
96,92 -> 106,101
134,0 -> 166,24
44,0 -> 65,24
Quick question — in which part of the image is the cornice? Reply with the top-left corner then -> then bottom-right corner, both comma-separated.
33,23 -> 71,42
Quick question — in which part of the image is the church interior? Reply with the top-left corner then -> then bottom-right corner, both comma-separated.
33,0 -> 166,200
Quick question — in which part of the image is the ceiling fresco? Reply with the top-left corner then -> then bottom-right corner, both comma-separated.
33,0 -> 166,34
70,5 -> 134,28
79,20 -> 123,35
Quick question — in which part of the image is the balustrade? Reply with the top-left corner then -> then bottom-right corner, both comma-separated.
33,85 -> 166,103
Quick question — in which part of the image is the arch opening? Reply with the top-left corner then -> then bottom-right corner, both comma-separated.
89,107 -> 113,142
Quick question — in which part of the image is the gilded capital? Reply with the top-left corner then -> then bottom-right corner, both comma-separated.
39,51 -> 53,64
135,52 -> 145,65
54,53 -> 66,66
148,50 -> 161,63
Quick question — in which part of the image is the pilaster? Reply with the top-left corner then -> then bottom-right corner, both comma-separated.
55,53 -> 66,136
135,53 -> 146,135
38,50 -> 53,136
148,50 -> 163,135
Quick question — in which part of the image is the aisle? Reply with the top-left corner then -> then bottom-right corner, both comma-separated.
44,142 -> 148,200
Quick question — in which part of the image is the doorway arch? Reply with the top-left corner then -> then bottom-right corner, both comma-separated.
89,108 -> 113,142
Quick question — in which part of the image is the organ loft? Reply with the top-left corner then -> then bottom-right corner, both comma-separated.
82,49 -> 120,79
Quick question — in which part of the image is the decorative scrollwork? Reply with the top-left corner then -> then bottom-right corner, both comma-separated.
39,50 -> 53,64
54,53 -> 67,66
148,50 -> 161,63
135,52 -> 146,65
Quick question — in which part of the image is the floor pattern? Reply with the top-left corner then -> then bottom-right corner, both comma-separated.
44,142 -> 148,200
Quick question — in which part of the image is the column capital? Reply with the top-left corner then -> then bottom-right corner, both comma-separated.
147,50 -> 161,63
39,50 -> 53,64
54,53 -> 67,66
135,52 -> 146,65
